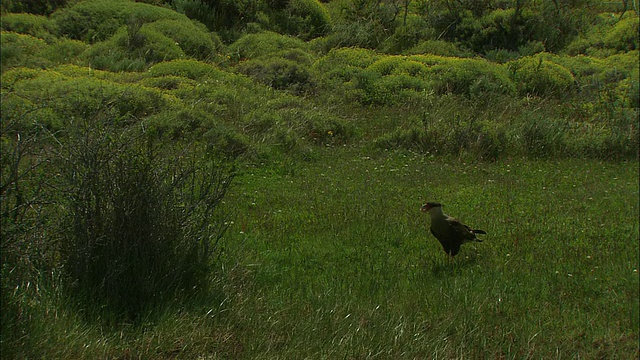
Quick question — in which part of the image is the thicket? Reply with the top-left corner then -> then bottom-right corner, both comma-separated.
169,0 -> 330,42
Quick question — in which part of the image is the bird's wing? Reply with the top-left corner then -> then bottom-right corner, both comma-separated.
446,216 -> 477,241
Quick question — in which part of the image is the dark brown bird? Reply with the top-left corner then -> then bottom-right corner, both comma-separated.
420,202 -> 486,257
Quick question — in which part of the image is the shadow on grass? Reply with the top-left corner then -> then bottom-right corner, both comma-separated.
429,251 -> 480,276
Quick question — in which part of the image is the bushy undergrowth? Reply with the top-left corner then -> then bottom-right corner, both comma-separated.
59,119 -> 234,320
373,95 -> 638,160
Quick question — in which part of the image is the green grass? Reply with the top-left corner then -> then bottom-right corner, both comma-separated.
7,147 -> 637,358
210,148 -> 639,358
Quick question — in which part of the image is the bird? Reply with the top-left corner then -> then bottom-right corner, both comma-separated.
420,202 -> 486,257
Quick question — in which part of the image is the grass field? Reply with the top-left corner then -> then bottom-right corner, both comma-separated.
204,147 -> 639,358
4,145 -> 638,359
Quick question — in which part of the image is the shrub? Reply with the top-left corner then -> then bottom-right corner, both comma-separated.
313,47 -> 380,72
566,12 -> 639,56
601,15 -> 638,52
405,40 -> 473,57
509,55 -> 576,96
273,48 -> 316,65
40,39 -> 88,65
59,118 -> 234,320
1,0 -> 68,15
51,0 -> 189,42
139,74 -> 197,91
143,19 -> 223,61
312,47 -> 381,89
0,13 -> 59,42
3,67 -> 167,123
380,14 -> 435,54
171,0 -> 264,41
145,108 -> 209,140
0,32 -> 49,70
519,115 -> 569,157
228,31 -> 310,61
315,52 -> 515,104
148,59 -> 226,80
432,58 -> 516,98
236,57 -> 314,94
404,55 -> 516,98
82,24 -> 186,71
271,0 -> 331,40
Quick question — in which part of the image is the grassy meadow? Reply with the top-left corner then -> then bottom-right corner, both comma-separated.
215,149 -> 639,358
1,1 -> 639,358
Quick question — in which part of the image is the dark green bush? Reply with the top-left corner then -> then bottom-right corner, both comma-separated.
171,0 -> 264,41
236,57 -> 314,94
270,0 -> 331,40
370,55 -> 515,102
82,24 -> 186,71
143,19 -> 223,60
147,59 -> 226,80
565,12 -> 639,57
60,119 -> 234,320
1,31 -> 88,71
38,39 -> 89,65
313,47 -> 380,72
405,40 -> 473,57
311,47 -> 381,92
228,31 -> 310,61
1,0 -> 68,15
425,57 -> 516,98
139,74 -> 198,91
0,32 -> 49,70
51,0 -> 190,42
315,51 -> 515,105
380,14 -> 435,54
0,13 -> 59,41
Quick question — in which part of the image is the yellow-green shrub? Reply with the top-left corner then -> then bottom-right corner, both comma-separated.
509,54 -> 576,96
147,59 -> 226,80
405,40 -> 473,57
228,31 -> 309,61
2,67 -> 167,124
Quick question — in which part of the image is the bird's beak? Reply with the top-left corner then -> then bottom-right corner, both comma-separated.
420,204 -> 429,212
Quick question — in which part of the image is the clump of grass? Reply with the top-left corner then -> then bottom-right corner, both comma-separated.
59,115 -> 234,321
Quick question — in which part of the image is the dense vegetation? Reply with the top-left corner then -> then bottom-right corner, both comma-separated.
1,0 -> 638,358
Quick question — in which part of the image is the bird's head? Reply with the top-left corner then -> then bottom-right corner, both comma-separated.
420,202 -> 442,213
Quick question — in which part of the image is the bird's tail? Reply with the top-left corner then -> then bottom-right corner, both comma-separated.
472,229 -> 486,242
